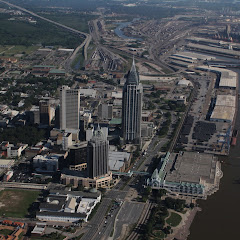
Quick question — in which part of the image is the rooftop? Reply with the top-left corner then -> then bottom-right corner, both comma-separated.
165,152 -> 217,184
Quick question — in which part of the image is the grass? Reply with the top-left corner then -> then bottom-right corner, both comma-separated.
31,232 -> 65,240
143,62 -> 161,73
0,229 -> 13,236
0,189 -> 40,218
154,230 -> 167,239
0,45 -> 8,53
71,49 -> 85,70
166,212 -> 182,227
1,45 -> 39,57
40,13 -> 96,33
87,42 -> 96,60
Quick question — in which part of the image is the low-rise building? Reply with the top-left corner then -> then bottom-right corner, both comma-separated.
37,190 -> 101,222
33,154 -> 61,172
0,159 -> 15,169
108,151 -> 131,172
147,152 -> 223,199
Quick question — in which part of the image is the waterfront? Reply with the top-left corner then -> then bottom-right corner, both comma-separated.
114,18 -> 143,41
188,70 -> 240,240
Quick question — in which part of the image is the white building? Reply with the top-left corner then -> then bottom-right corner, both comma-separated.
7,144 -> 28,158
60,86 -> 80,131
79,89 -> 96,98
62,133 -> 72,151
37,190 -> 101,222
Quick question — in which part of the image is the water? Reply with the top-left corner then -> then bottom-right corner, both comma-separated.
188,69 -> 240,240
114,18 -> 143,41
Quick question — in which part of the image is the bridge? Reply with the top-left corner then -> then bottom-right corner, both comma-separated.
112,171 -> 150,177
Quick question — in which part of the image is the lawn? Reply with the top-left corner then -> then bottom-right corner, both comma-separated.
0,189 -> 40,218
3,45 -> 39,56
0,229 -> 13,236
154,230 -> 167,239
31,232 -> 65,240
166,212 -> 182,227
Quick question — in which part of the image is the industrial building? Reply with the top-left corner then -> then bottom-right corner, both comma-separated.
210,95 -> 236,122
187,43 -> 240,58
172,51 -> 216,61
197,66 -> 237,89
147,152 -> 222,199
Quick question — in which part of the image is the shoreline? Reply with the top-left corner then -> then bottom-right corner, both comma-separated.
165,207 -> 201,240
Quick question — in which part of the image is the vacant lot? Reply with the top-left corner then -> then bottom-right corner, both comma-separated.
0,189 -> 40,218
2,45 -> 39,56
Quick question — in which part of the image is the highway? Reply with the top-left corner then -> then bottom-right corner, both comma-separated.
0,0 -> 91,70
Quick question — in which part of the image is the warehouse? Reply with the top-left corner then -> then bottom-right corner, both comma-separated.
197,66 -> 237,89
173,51 -> 216,61
215,95 -> 236,108
210,94 -> 236,122
187,43 -> 240,58
210,106 -> 235,122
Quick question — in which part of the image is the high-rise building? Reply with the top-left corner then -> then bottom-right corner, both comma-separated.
122,58 -> 143,145
39,100 -> 51,125
98,103 -> 113,120
87,126 -> 109,179
60,86 -> 80,131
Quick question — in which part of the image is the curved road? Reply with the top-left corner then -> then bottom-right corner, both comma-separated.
0,0 -> 91,67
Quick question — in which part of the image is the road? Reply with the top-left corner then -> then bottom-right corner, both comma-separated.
0,0 -> 91,71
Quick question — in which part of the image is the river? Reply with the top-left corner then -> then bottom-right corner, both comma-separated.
114,18 -> 143,41
188,69 -> 240,240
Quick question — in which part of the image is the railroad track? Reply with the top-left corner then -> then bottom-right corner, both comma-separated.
127,201 -> 153,240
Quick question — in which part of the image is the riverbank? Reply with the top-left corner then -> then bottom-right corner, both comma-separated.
164,207 -> 200,240
187,69 -> 240,240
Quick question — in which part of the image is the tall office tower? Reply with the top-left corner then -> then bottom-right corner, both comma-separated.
39,100 -> 51,125
87,126 -> 109,179
60,86 -> 80,130
122,58 -> 143,145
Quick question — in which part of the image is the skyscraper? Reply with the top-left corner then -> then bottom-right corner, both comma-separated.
60,86 -> 80,131
39,100 -> 51,126
122,58 -> 143,145
87,126 -> 109,179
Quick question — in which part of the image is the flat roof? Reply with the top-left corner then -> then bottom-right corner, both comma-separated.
166,152 -> 217,184
215,95 -> 236,108
197,66 -> 237,88
187,43 -> 240,57
210,105 -> 235,122
37,211 -> 86,218
109,151 -> 130,171
173,51 -> 216,60
33,65 -> 55,68
0,159 -> 14,165
109,118 -> 122,125
49,69 -> 65,74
